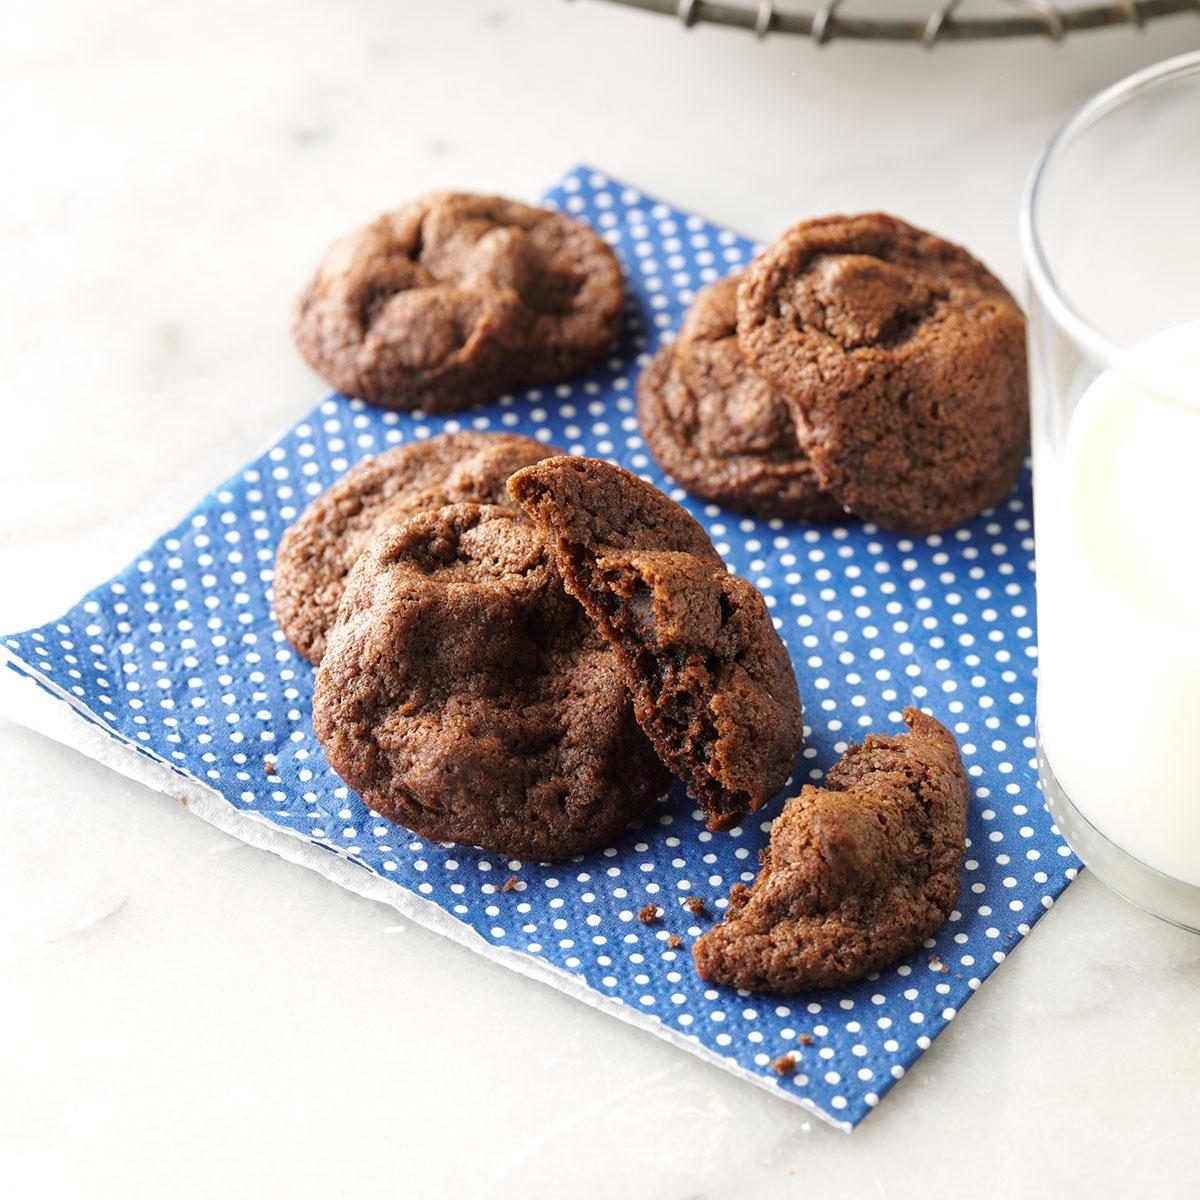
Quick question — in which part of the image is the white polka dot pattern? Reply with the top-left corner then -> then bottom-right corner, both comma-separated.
0,167 -> 1076,1129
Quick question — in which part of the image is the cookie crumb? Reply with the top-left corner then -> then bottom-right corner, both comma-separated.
928,954 -> 950,974
770,1053 -> 797,1076
667,934 -> 682,949
799,1033 -> 814,1046
638,903 -> 659,925
264,759 -> 276,776
501,875 -> 519,893
684,896 -> 707,917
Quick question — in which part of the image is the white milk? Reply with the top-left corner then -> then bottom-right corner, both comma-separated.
1034,321 -> 1200,888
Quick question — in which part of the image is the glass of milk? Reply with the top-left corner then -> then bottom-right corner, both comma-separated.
1021,51 -> 1200,931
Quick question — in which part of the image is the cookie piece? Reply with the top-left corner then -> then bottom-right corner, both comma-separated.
292,193 -> 624,412
509,456 -> 803,832
693,708 -> 968,992
274,432 -> 556,664
638,276 -> 844,522
312,504 -> 668,861
737,213 -> 1028,534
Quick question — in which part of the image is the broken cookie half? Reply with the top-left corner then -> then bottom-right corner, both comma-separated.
509,455 -> 803,832
693,707 -> 968,991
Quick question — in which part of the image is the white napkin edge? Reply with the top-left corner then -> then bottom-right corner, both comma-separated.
0,646 -> 853,1133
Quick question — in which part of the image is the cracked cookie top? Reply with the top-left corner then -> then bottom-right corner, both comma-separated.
274,432 -> 557,664
737,213 -> 1028,534
292,193 -> 624,412
638,275 -> 844,522
312,503 -> 668,861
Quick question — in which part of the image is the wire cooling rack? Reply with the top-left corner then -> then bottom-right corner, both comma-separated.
576,0 -> 1200,45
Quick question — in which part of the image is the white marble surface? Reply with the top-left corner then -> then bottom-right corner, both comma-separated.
2,2 -> 1199,1195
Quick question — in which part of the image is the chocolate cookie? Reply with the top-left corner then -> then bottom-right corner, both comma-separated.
737,213 -> 1028,534
274,432 -> 556,664
292,193 -> 624,412
312,503 -> 669,861
693,707 -> 968,992
509,456 -> 803,832
638,276 -> 843,522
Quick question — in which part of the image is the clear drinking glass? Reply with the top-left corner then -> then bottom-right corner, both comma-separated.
1020,51 -> 1200,931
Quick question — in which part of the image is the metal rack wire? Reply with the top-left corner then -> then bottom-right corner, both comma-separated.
575,0 -> 1200,45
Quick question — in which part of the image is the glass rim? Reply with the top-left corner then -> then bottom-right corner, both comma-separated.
1020,50 -> 1200,390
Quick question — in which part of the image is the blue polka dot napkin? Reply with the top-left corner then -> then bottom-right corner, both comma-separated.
0,166 -> 1078,1130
